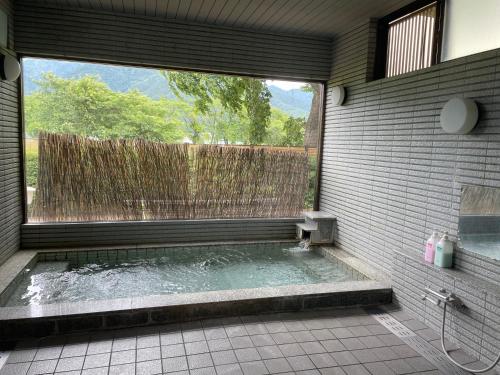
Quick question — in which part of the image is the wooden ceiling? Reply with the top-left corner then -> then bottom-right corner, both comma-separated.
37,0 -> 414,38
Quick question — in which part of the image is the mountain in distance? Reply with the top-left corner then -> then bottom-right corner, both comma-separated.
22,58 -> 176,99
22,58 -> 312,118
267,86 -> 311,118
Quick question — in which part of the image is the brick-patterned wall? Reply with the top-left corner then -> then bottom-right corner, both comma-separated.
20,219 -> 302,249
321,20 -> 500,366
0,0 -> 21,265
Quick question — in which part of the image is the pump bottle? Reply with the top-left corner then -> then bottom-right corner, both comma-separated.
424,231 -> 440,263
434,231 -> 454,268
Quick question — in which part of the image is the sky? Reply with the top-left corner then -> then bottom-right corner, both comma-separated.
266,80 -> 305,91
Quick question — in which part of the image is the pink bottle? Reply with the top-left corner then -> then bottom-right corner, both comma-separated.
424,231 -> 440,263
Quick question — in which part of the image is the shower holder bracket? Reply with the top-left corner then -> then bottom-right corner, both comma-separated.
421,287 -> 465,309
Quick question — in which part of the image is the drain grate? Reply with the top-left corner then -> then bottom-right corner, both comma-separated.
368,309 -> 469,375
404,335 -> 469,375
371,312 -> 416,338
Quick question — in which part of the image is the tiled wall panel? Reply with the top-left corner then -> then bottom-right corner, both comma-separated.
394,252 -> 500,368
21,219 -> 302,249
0,0 -> 21,265
13,1 -> 332,81
321,20 -> 500,366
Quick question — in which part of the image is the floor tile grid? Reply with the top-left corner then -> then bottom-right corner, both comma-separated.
172,314 -> 430,375
3,335 -> 86,375
0,308 -> 445,375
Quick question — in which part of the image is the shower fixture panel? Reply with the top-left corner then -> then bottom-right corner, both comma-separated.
422,286 -> 500,373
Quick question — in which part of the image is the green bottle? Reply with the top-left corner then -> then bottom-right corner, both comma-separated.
434,232 -> 453,268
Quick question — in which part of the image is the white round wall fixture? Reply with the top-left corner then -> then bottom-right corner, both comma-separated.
330,85 -> 346,106
0,53 -> 21,81
440,97 -> 478,135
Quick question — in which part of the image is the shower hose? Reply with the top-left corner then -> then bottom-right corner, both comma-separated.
441,302 -> 500,373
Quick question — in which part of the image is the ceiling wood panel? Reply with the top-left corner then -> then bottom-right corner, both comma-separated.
259,0 -> 303,29
122,0 -> 134,13
166,0 -> 180,18
230,0 -> 264,28
194,0 -> 216,23
110,0 -> 124,12
176,0 -> 192,20
36,0 -> 414,37
144,0 -> 157,16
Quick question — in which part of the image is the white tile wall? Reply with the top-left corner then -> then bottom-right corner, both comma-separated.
321,20 -> 500,366
0,0 -> 21,265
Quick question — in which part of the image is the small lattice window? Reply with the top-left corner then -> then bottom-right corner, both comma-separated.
375,0 -> 444,78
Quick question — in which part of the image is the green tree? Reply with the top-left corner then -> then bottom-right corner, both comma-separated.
282,116 -> 306,146
200,104 -> 248,144
244,78 -> 271,144
182,114 -> 205,144
264,108 -> 288,145
162,71 -> 271,144
25,73 -> 185,142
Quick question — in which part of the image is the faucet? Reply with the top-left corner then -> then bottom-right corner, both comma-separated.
421,287 -> 464,309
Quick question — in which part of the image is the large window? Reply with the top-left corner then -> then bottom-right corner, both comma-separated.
375,0 -> 444,78
23,58 -> 322,222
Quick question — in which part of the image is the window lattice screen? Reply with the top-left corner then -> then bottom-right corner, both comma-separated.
386,3 -> 437,77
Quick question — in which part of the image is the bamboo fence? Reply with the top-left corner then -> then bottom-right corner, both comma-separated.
30,133 -> 309,222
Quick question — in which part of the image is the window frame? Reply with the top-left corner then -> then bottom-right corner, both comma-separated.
374,0 -> 446,79
19,54 -> 326,223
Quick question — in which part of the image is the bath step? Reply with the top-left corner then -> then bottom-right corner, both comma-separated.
297,211 -> 336,244
31,262 -> 70,274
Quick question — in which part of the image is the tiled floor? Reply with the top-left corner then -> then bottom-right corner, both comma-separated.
0,306 -> 497,375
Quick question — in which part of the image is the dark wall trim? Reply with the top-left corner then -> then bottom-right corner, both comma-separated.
432,0 -> 446,65
380,0 -> 441,25
18,58 -> 27,224
313,84 -> 327,211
